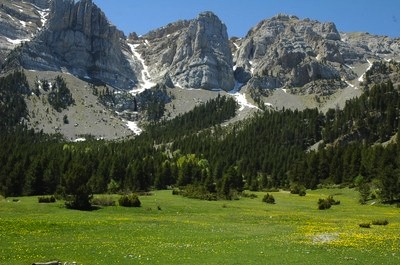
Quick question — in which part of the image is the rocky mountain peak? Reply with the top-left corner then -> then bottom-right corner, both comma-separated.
233,14 -> 355,93
4,0 -> 137,90
133,10 -> 235,91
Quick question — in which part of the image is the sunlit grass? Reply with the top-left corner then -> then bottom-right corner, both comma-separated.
0,188 -> 399,264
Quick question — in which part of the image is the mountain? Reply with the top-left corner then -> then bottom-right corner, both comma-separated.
232,14 -> 400,94
130,11 -> 235,91
3,0 -> 138,90
1,0 -> 400,140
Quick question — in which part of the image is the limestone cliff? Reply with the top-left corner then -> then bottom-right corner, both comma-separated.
132,11 -> 235,91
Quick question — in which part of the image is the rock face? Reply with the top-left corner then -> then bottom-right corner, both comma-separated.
5,0 -> 137,90
0,0 -> 50,64
133,11 -> 235,91
340,32 -> 400,63
233,14 -> 355,92
233,14 -> 400,94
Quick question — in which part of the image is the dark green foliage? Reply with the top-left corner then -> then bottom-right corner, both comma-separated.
290,183 -> 307,196
146,94 -> 237,142
118,193 -> 141,207
262,193 -> 275,204
47,76 -> 74,112
323,81 -> 400,144
318,198 -> 332,210
359,223 -> 371,228
241,192 -> 258,199
0,71 -> 29,129
38,195 -> 56,203
63,115 -> 69,124
2,73 -> 400,206
91,196 -> 116,207
138,87 -> 169,121
175,185 -> 218,201
65,185 -> 93,211
372,219 -> 389,226
318,196 -> 340,210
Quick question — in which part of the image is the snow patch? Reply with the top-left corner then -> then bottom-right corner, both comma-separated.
229,83 -> 259,112
73,138 -> 87,143
29,3 -> 50,30
7,14 -> 15,22
128,43 -> 156,95
126,121 -> 143,135
265,102 -> 273,107
345,81 -> 357,89
358,59 -> 373,82
233,42 -> 240,50
282,88 -> 288,94
249,60 -> 255,74
5,37 -> 29,45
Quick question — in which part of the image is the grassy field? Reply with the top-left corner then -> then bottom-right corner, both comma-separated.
0,188 -> 399,265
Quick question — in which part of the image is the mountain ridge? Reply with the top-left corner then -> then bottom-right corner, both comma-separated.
1,0 -> 400,140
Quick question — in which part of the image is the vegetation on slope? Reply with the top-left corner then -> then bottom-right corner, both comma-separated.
1,71 -> 400,207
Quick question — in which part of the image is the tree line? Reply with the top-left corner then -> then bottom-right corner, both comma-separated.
0,71 -> 399,206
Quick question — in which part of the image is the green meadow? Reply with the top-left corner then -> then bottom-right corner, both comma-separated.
0,189 -> 399,265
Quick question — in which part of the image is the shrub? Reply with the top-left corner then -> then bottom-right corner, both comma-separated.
318,199 -> 332,210
38,195 -> 56,203
172,189 -> 181,195
119,194 -> 141,207
290,184 -> 306,196
318,195 -> 341,210
327,195 -> 340,205
372,219 -> 389,226
174,185 -> 218,201
242,191 -> 258,199
359,223 -> 371,228
262,193 -> 275,204
91,196 -> 116,207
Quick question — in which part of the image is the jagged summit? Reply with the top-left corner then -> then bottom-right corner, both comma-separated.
232,13 -> 399,95
3,0 -> 137,90
131,10 -> 235,91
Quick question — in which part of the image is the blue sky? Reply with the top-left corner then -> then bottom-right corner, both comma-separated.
93,0 -> 399,38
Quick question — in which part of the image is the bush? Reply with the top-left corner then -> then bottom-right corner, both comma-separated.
119,194 -> 141,207
327,195 -> 340,205
38,196 -> 56,203
318,196 -> 340,210
262,193 -> 275,204
372,219 -> 389,226
241,191 -> 258,199
359,223 -> 371,228
290,184 -> 306,196
173,185 -> 218,201
91,196 -> 116,207
318,199 -> 332,210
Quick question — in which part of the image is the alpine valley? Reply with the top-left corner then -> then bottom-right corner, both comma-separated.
1,0 -> 400,202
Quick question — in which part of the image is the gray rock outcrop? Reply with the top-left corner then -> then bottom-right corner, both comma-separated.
133,11 -> 235,91
4,0 -> 137,90
0,0 -> 50,64
233,14 -> 355,93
